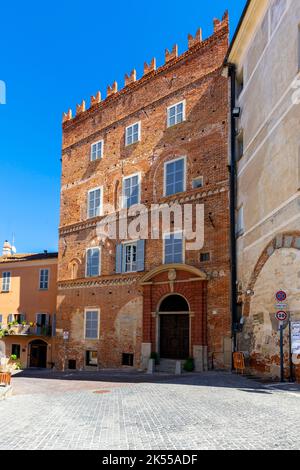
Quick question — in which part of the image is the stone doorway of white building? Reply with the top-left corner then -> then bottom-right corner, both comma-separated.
158,294 -> 190,360
28,340 -> 48,368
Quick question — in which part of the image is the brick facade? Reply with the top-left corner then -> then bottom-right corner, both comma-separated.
56,13 -> 231,371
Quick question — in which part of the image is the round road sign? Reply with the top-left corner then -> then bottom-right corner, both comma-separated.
276,291 -> 287,302
275,311 -> 288,322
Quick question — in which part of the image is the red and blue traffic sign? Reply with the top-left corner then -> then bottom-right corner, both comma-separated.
276,291 -> 287,302
275,311 -> 288,322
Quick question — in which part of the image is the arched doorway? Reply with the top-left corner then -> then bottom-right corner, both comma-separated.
158,294 -> 190,360
29,340 -> 48,368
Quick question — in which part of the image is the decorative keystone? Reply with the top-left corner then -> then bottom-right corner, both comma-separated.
62,109 -> 72,123
107,81 -> 118,97
144,58 -> 156,75
125,69 -> 136,86
213,10 -> 229,33
76,100 -> 86,115
90,91 -> 101,107
165,44 -> 178,63
188,28 -> 202,49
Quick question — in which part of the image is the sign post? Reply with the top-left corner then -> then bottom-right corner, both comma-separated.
275,291 -> 288,383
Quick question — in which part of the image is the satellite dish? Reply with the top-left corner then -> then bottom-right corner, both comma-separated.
11,246 -> 17,254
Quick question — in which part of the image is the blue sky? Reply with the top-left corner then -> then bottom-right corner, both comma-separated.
0,0 -> 246,254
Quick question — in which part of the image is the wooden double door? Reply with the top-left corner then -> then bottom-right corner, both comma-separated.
159,314 -> 189,360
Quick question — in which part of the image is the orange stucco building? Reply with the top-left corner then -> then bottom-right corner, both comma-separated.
0,248 -> 58,368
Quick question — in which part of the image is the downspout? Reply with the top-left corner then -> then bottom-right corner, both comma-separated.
227,62 -> 238,353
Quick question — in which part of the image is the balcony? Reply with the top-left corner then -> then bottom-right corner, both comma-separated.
0,323 -> 52,338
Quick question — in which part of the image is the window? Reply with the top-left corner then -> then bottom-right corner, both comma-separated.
86,350 -> 98,366
0,314 -> 2,324
86,248 -> 100,277
164,233 -> 184,264
68,359 -> 76,370
164,157 -> 186,196
87,187 -> 102,219
11,344 -> 20,359
125,122 -> 140,146
236,131 -> 244,161
2,272 -> 11,292
7,314 -> 14,324
90,140 -> 103,161
39,269 -> 49,290
167,101 -> 185,127
122,353 -> 134,366
122,174 -> 140,208
236,205 -> 244,237
85,310 -> 99,339
192,176 -> 204,189
200,252 -> 211,262
236,69 -> 244,98
115,240 -> 145,274
124,243 -> 137,272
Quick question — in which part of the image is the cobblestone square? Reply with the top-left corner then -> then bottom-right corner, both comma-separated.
0,370 -> 299,450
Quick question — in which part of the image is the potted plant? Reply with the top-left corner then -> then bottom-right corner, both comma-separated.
183,357 -> 195,372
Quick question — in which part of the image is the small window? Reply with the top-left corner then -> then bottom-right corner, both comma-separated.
90,140 -> 103,161
0,314 -> 2,325
85,310 -> 99,340
2,272 -> 11,292
122,353 -> 134,366
68,359 -> 76,370
200,252 -> 210,262
236,205 -> 244,237
192,176 -> 204,189
167,101 -> 185,127
122,174 -> 140,208
236,131 -> 244,161
87,187 -> 102,219
164,233 -> 184,264
86,248 -> 100,277
39,269 -> 49,290
236,69 -> 244,98
125,122 -> 140,146
124,243 -> 137,273
164,157 -> 186,196
86,350 -> 98,367
11,344 -> 20,359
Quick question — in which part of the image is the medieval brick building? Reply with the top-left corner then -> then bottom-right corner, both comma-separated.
56,13 -> 231,371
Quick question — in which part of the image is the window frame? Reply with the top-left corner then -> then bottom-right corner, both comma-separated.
87,186 -> 103,219
84,308 -> 100,340
85,247 -> 101,278
122,172 -> 141,209
39,268 -> 50,290
125,121 -> 141,146
122,241 -> 138,273
90,139 -> 104,161
1,272 -> 11,293
162,231 -> 185,265
163,156 -> 187,197
167,100 -> 186,128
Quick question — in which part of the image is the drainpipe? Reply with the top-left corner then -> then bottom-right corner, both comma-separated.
227,63 -> 238,353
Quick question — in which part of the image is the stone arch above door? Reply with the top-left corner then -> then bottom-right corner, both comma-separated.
244,232 -> 300,317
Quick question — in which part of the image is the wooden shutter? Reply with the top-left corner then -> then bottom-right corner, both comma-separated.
137,240 -> 145,272
115,244 -> 123,273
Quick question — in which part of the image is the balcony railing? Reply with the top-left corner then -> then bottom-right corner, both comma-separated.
0,324 -> 52,337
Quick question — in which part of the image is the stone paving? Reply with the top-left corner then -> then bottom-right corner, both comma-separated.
0,369 -> 300,450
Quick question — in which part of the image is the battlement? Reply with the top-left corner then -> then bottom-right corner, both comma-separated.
62,12 -> 228,124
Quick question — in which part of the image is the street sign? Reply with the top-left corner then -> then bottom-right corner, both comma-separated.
276,291 -> 287,302
275,311 -> 288,322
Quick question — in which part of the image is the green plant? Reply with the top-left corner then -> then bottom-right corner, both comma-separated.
0,328 -> 8,338
150,352 -> 160,365
10,354 -> 18,361
183,357 -> 195,372
22,321 -> 27,326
